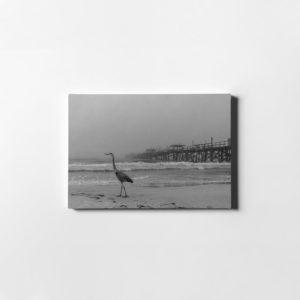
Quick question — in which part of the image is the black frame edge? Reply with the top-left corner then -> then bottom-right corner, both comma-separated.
231,96 -> 238,209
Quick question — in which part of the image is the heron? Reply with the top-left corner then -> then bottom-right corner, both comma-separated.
105,152 -> 133,197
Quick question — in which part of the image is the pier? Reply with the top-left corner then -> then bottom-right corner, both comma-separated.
133,138 -> 231,163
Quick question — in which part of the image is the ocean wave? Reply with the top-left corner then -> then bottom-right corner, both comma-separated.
69,161 -> 230,172
69,177 -> 230,187
147,179 -> 231,188
69,175 -> 150,186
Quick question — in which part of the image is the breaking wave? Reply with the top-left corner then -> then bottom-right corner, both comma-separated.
69,175 -> 150,186
147,178 -> 231,188
69,176 -> 231,187
69,161 -> 230,172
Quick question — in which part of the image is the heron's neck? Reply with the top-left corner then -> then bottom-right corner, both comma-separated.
111,155 -> 117,170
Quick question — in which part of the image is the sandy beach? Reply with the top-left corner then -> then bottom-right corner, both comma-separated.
69,184 -> 231,209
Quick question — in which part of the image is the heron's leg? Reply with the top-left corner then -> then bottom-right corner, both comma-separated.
123,184 -> 128,197
118,184 -> 123,197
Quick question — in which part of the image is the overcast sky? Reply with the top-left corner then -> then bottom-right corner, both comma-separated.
69,94 -> 231,159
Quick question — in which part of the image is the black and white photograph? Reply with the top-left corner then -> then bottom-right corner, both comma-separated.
69,94 -> 236,209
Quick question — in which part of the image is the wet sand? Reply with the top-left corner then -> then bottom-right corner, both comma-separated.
68,184 -> 231,209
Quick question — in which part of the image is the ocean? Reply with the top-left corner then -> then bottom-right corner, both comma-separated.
69,160 -> 231,188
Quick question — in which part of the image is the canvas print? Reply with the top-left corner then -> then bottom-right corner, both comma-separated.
69,94 -> 237,209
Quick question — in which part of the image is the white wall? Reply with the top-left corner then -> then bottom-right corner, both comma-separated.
1,0 -> 300,299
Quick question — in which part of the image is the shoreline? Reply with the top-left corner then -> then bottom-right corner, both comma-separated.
68,184 -> 231,209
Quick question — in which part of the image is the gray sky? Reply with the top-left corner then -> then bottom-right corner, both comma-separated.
69,94 -> 231,159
